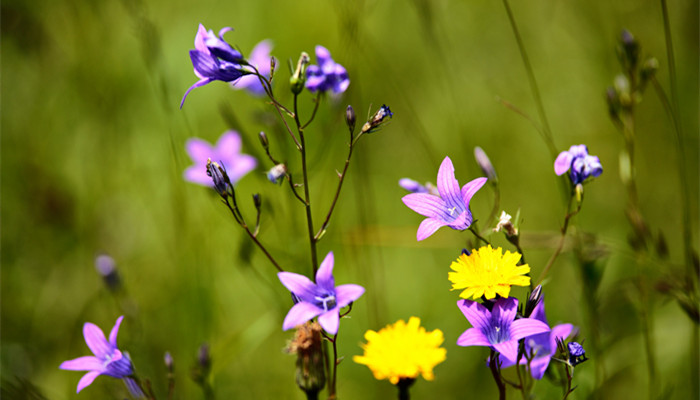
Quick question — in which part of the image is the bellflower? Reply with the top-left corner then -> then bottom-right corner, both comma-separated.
500,297 -> 575,379
554,144 -> 603,185
305,46 -> 350,94
278,252 -> 364,335
181,24 -> 247,108
402,156 -> 487,241
184,130 -> 256,187
59,316 -> 133,393
456,297 -> 549,363
232,40 -> 274,96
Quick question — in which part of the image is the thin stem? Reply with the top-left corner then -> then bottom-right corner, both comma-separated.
489,350 -> 507,400
483,184 -> 501,235
330,332 -> 339,399
469,225 -> 492,247
302,92 -> 323,129
253,70 -> 301,150
224,198 -> 284,272
501,0 -> 557,159
536,193 -> 581,285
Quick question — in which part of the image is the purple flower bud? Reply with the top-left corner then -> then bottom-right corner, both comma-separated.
567,341 -> 588,366
345,105 -> 356,133
361,105 -> 393,134
474,147 -> 497,183
267,164 -> 287,184
95,254 -> 121,291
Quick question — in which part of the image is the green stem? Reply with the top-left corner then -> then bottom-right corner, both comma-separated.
537,193 -> 581,285
489,350 -> 507,400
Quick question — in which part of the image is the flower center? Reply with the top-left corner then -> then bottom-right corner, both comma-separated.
486,324 -> 510,344
315,293 -> 337,312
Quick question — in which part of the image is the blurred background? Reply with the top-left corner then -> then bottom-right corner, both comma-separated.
2,0 -> 698,398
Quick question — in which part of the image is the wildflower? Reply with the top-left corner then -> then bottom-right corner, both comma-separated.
232,40 -> 274,96
567,341 -> 587,366
345,105 -> 356,133
402,156 -> 487,241
278,252 -> 364,334
305,46 -> 349,94
59,316 -> 134,393
493,211 -> 517,237
353,317 -> 446,384
474,146 -> 498,183
554,145 -> 603,185
206,159 -> 230,197
181,24 -> 248,108
184,130 -> 256,188
457,297 -> 549,363
267,164 -> 287,184
361,105 -> 393,134
94,254 -> 120,291
448,245 -> 530,300
399,178 -> 430,194
501,296 -> 575,379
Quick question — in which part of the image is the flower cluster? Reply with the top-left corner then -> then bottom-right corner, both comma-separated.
554,144 -> 603,185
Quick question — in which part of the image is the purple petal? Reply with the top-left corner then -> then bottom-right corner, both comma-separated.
456,327 -> 491,347
457,299 -> 492,332
278,272 -> 318,302
315,45 -> 332,65
60,356 -> 104,371
402,193 -> 449,219
249,40 -> 273,73
215,131 -> 242,160
224,154 -> 257,184
180,78 -> 212,108
399,178 -> 428,193
282,301 -> 323,331
183,165 -> 213,186
549,323 -> 575,349
335,284 -> 365,308
436,157 -> 465,212
76,371 -> 101,393
186,138 -> 215,164
315,252 -> 335,291
83,322 -> 111,359
492,297 -> 518,328
318,310 -> 340,334
530,297 -> 548,325
416,218 -> 446,241
529,355 -> 551,380
510,318 -> 550,341
194,24 -> 210,53
446,210 -> 472,231
109,316 -> 123,347
461,177 -> 488,207
554,151 -> 573,175
493,340 -> 520,363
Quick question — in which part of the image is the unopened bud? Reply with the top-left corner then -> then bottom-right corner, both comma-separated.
164,351 -> 174,372
253,193 -> 262,210
206,159 -> 230,198
575,183 -> 584,202
191,343 -> 211,386
606,86 -> 620,120
290,52 -> 310,95
267,164 -> 287,184
619,151 -> 632,185
523,285 -> 542,318
95,254 -> 121,291
617,29 -> 640,71
345,105 -> 356,133
567,341 -> 588,366
287,322 -> 325,396
614,74 -> 632,108
474,146 -> 498,183
639,57 -> 658,92
269,57 -> 277,80
361,104 -> 393,134
259,131 -> 269,150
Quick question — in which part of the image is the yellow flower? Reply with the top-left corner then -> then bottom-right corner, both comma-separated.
448,245 -> 530,300
353,317 -> 446,385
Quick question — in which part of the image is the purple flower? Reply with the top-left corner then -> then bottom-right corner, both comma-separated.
59,316 -> 133,393
232,40 -> 274,96
501,297 -> 575,379
305,46 -> 350,94
402,156 -> 487,241
554,144 -> 603,185
181,24 -> 248,108
184,130 -> 257,187
457,297 -> 550,364
278,252 -> 364,334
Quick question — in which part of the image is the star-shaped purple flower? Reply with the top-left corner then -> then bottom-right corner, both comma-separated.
402,156 -> 487,241
305,45 -> 350,94
278,252 -> 364,335
184,130 -> 257,187
59,316 -> 133,393
554,144 -> 603,185
457,297 -> 550,364
500,297 -> 575,379
181,24 -> 248,108
232,40 -> 274,96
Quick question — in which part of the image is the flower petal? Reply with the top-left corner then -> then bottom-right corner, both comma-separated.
529,355 -> 551,380
215,130 -> 242,161
282,301 -> 323,331
456,327 -> 490,347
225,154 -> 257,184
510,318 -> 550,341
335,284 -> 365,308
60,356 -> 104,371
83,322 -> 111,359
554,151 -> 573,175
457,299 -> 491,332
549,323 -> 575,349
461,177 -> 487,207
108,316 -> 123,347
194,24 -> 210,53
278,272 -> 318,302
315,252 -> 335,291
436,157 -> 465,212
318,310 -> 340,334
530,296 -> 548,325
184,165 -> 214,186
180,78 -> 212,108
493,340 -> 519,363
186,138 -> 215,164
492,297 -> 518,328
416,218 -> 446,241
402,193 -> 449,220
76,371 -> 101,393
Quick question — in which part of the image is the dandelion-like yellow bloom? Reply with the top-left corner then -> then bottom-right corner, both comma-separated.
448,245 -> 530,300
353,317 -> 446,385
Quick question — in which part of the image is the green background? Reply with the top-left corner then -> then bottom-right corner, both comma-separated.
2,0 -> 698,398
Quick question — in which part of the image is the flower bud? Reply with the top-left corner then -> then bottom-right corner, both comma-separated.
614,74 -> 632,108
474,147 -> 498,183
287,322 -> 326,396
567,341 -> 587,366
290,52 -> 310,95
164,351 -> 174,373
267,164 -> 287,184
361,104 -> 393,134
198,343 -> 211,371
523,285 -> 542,318
95,253 -> 121,291
258,131 -> 269,150
619,151 -> 632,185
345,105 -> 356,133
639,57 -> 658,92
206,159 -> 230,198
253,193 -> 262,210
617,29 -> 640,71
269,56 -> 277,80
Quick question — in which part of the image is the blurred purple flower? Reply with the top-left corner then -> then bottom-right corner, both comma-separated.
59,316 -> 133,393
181,24 -> 247,108
278,252 -> 364,335
232,40 -> 274,96
457,297 -> 550,363
554,144 -> 603,185
402,156 -> 487,241
184,130 -> 257,187
305,46 -> 349,94
500,297 -> 575,379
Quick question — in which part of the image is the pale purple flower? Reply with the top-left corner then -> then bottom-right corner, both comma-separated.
278,252 -> 364,334
59,316 -> 133,393
232,40 -> 274,96
181,24 -> 247,108
500,297 -> 575,379
184,130 -> 257,187
457,297 -> 550,364
305,46 -> 349,94
554,144 -> 603,185
402,156 -> 487,241
399,178 -> 429,194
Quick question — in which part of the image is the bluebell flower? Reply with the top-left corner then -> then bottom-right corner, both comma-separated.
305,46 -> 349,94
181,24 -> 248,108
554,145 -> 603,185
232,40 -> 274,96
